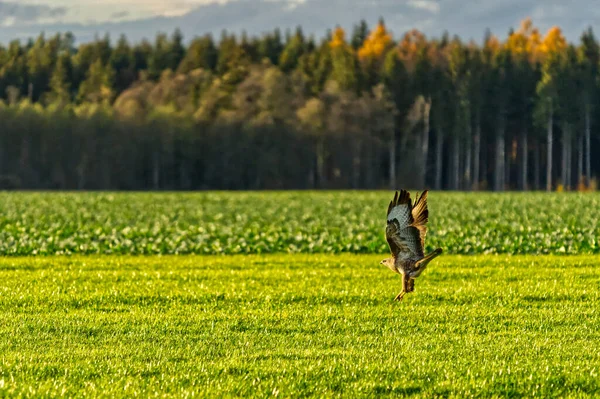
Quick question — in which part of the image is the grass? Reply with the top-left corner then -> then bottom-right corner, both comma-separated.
0,191 -> 599,255
1,254 -> 599,397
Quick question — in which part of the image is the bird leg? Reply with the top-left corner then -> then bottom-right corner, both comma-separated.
395,273 -> 410,301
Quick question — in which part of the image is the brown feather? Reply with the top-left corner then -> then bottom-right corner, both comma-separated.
385,189 -> 431,259
411,190 -> 429,248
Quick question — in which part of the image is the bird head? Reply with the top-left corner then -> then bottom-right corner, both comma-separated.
380,258 -> 395,269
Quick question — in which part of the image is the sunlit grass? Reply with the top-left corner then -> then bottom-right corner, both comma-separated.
1,254 -> 599,397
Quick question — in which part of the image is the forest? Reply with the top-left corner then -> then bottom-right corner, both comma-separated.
0,17 -> 597,191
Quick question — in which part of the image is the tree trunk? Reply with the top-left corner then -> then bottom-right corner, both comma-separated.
585,103 -> 591,188
463,105 -> 472,191
519,129 -> 528,191
546,100 -> 553,191
534,139 -> 540,191
578,134 -> 583,190
419,99 -> 431,189
20,134 -> 31,188
434,128 -> 443,190
473,115 -> 481,191
561,125 -> 569,190
568,134 -> 573,189
494,122 -> 505,192
505,138 -> 511,190
76,154 -> 87,190
464,136 -> 472,191
452,134 -> 460,190
389,132 -> 396,189
365,139 -> 374,189
152,149 -> 160,190
352,141 -> 362,189
180,158 -> 190,190
317,138 -> 326,188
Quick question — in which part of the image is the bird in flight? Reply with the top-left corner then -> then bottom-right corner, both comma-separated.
380,189 -> 442,301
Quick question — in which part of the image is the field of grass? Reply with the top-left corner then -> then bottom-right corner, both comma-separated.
1,254 -> 599,397
0,191 -> 598,255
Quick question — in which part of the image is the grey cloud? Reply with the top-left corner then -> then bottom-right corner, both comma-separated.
111,11 -> 130,20
0,1 -> 67,25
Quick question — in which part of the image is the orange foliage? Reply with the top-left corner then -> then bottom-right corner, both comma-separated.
398,29 -> 427,59
329,26 -> 347,49
507,18 -> 543,62
485,34 -> 501,53
539,26 -> 567,55
358,21 -> 393,60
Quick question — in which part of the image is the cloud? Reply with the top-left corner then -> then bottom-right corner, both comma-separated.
0,1 -> 67,26
0,0 -> 598,44
407,0 -> 439,14
110,11 -> 130,20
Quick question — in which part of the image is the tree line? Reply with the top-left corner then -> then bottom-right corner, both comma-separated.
0,18 -> 598,191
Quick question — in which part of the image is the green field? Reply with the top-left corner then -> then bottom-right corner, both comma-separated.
1,191 -> 599,397
1,255 -> 599,397
0,191 -> 598,255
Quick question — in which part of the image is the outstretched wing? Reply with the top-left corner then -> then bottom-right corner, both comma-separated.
411,190 -> 429,250
385,190 -> 428,260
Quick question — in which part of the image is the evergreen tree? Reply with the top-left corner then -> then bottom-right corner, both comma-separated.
78,59 -> 115,104
169,29 -> 186,71
329,27 -> 361,92
535,26 -> 567,191
578,28 -> 599,188
110,35 -> 136,94
279,27 -> 305,72
178,35 -> 218,73
351,20 -> 369,50
49,52 -> 72,103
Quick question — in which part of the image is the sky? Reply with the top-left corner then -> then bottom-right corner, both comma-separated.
0,0 -> 598,44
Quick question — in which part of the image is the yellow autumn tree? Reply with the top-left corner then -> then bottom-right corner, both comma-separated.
506,18 -> 542,61
357,20 -> 393,61
527,27 -> 542,61
539,26 -> 567,57
397,29 -> 427,73
329,26 -> 347,49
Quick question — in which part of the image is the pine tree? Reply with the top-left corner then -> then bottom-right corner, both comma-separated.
506,18 -> 541,190
351,20 -> 369,50
279,27 -> 305,72
382,50 -> 409,188
329,27 -> 361,92
49,53 -> 72,103
578,28 -> 599,188
169,29 -> 186,71
535,26 -> 567,191
110,35 -> 136,94
178,35 -> 218,74
78,59 -> 115,104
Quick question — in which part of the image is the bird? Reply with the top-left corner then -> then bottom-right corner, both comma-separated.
380,189 -> 442,301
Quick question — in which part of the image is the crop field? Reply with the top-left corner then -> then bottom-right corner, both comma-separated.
1,191 -> 599,397
1,255 -> 599,397
0,191 -> 598,255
